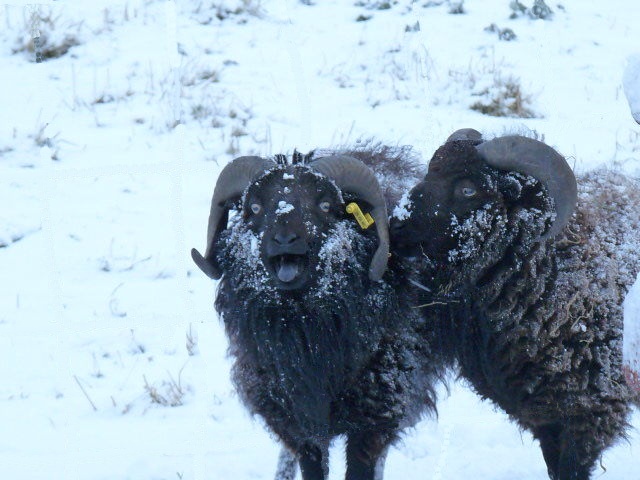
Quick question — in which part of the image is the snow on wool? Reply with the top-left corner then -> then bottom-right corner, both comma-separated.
392,192 -> 413,221
212,159 -> 445,479
275,200 -> 294,215
314,220 -> 360,295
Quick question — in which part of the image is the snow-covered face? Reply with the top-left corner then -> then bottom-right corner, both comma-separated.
392,164 -> 502,261
239,166 -> 348,290
391,140 -> 539,263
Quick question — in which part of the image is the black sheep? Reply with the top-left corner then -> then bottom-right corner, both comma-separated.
390,130 -> 640,480
192,151 -> 442,480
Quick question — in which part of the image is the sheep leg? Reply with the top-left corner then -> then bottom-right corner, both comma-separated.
532,424 -> 562,480
556,440 -> 592,480
556,428 -> 597,480
345,431 -> 392,480
533,422 -> 597,480
298,443 -> 329,480
274,447 -> 298,480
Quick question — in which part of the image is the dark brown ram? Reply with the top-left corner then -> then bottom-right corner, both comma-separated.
193,151 -> 443,480
391,130 -> 640,480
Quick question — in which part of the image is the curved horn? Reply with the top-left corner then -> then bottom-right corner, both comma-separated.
476,136 -> 577,239
310,155 -> 389,282
191,156 -> 275,279
446,128 -> 483,143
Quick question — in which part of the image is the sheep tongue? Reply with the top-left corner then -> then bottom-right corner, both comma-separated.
277,257 -> 299,283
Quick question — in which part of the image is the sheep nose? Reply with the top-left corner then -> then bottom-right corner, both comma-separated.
274,232 -> 299,245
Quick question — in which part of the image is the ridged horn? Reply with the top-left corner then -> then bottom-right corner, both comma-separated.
191,156 -> 275,279
476,136 -> 577,239
446,128 -> 483,143
310,155 -> 389,281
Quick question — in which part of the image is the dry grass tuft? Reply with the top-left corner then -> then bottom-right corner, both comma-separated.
143,369 -> 189,407
470,76 -> 536,118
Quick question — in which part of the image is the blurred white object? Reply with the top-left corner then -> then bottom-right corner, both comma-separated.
623,53 -> 640,124
624,276 -> 640,400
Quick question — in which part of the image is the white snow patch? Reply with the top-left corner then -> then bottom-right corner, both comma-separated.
276,200 -> 295,215
392,192 -> 413,221
219,217 -> 275,295
448,205 -> 495,262
315,221 -> 362,296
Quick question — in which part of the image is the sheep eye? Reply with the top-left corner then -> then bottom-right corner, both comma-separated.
319,201 -> 331,213
250,203 -> 262,214
455,180 -> 478,198
462,187 -> 476,197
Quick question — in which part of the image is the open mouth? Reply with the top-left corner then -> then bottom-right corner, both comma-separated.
268,254 -> 308,285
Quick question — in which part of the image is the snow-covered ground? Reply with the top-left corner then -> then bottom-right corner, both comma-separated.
1,1 -> 639,478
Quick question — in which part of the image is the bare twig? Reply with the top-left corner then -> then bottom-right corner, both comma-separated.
412,300 -> 458,309
408,278 -> 432,292
74,375 -> 97,411
186,323 -> 198,356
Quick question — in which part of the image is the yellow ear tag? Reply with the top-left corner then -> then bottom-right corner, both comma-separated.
346,202 -> 375,230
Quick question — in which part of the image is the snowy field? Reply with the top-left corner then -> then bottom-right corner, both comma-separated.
1,0 -> 639,479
